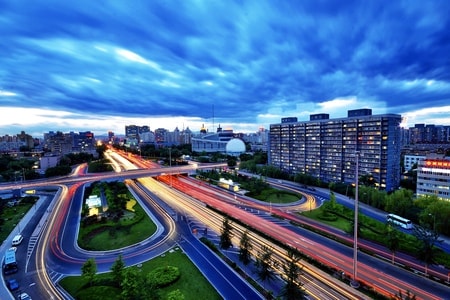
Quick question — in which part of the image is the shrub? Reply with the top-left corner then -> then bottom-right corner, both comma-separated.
147,266 -> 180,288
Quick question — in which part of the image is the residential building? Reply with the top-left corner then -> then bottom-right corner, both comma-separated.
43,131 -> 96,155
404,154 -> 426,172
408,123 -> 450,144
416,155 -> 450,201
39,154 -> 60,172
242,126 -> 269,152
269,109 -> 402,191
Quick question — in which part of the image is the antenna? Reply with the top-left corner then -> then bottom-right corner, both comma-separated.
212,104 -> 215,132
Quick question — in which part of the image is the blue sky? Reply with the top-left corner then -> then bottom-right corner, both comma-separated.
1,1 -> 449,137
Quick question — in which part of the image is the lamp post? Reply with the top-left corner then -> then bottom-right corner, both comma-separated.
351,151 -> 360,288
429,213 -> 436,231
169,147 -> 172,187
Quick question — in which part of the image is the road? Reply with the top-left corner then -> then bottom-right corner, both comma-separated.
1,160 -> 263,300
161,174 -> 450,299
1,156 -> 449,299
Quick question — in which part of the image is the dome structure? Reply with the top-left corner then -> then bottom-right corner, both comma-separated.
226,138 -> 246,155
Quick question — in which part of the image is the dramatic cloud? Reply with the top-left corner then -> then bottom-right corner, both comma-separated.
1,0 -> 449,137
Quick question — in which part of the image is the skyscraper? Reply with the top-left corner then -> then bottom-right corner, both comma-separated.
269,109 -> 402,191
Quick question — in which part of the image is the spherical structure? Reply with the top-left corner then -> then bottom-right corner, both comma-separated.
226,138 -> 246,155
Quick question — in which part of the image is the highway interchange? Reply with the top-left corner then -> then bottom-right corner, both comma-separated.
1,150 -> 450,299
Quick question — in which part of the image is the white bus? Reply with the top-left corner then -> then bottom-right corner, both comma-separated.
386,213 -> 413,230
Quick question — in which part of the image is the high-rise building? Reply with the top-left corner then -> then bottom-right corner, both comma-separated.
269,109 -> 402,191
125,125 -> 139,140
408,123 -> 450,144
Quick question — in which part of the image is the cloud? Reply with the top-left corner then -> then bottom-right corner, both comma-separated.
0,1 -> 449,136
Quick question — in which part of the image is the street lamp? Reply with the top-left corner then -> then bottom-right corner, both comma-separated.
169,147 -> 172,187
351,151 -> 360,288
429,213 -> 436,231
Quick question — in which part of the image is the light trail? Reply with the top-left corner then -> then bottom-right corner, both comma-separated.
147,175 -> 367,299
161,174 -> 444,300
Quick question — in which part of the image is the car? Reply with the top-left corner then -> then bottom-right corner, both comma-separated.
6,278 -> 19,291
8,247 -> 17,252
19,293 -> 31,300
12,234 -> 23,246
19,293 -> 32,300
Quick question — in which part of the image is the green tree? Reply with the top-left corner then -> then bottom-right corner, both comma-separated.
254,245 -> 277,289
417,195 -> 450,235
81,203 -> 90,218
384,189 -> 414,218
281,248 -> 306,300
239,230 -> 253,265
227,157 -> 237,168
110,254 -> 126,287
322,191 -> 341,214
81,258 -> 97,286
121,267 -> 148,300
385,222 -> 401,264
413,224 -> 442,275
219,217 -> 233,250
359,173 -> 377,187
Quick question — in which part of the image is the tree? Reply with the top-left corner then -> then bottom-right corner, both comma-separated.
359,173 -> 377,187
110,254 -> 125,287
413,224 -> 442,275
239,230 -> 253,265
219,216 -> 233,250
254,245 -> 277,289
81,258 -> 97,286
384,189 -> 414,218
121,267 -> 148,300
385,222 -> 401,264
227,157 -> 237,168
281,248 -> 306,300
121,267 -> 160,300
417,195 -> 450,235
81,203 -> 90,218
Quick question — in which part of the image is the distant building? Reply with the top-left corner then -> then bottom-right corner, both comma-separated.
139,131 -> 155,143
43,130 -> 97,156
191,125 -> 245,155
408,123 -> 450,144
39,154 -> 60,172
269,109 -> 402,191
404,155 -> 426,172
416,155 -> 450,201
0,133 -> 29,152
242,126 -> 269,152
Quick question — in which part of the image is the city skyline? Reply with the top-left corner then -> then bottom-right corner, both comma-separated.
1,1 -> 450,137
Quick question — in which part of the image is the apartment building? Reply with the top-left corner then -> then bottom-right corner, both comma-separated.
404,154 -> 426,171
269,109 -> 402,191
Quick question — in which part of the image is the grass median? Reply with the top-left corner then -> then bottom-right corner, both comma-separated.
60,247 -> 221,300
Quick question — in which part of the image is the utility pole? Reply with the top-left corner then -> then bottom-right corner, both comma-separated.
351,151 -> 360,288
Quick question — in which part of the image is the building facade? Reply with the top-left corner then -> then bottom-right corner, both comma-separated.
408,124 -> 450,144
191,125 -> 245,155
269,109 -> 402,191
404,154 -> 426,172
416,155 -> 450,201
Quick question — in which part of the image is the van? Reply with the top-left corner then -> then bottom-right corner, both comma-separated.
12,234 -> 23,246
3,249 -> 18,275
